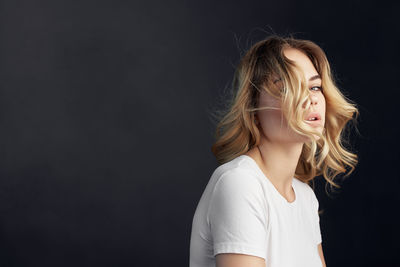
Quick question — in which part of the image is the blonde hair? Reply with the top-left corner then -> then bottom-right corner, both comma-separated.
210,35 -> 359,192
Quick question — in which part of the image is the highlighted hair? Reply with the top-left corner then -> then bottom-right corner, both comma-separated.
210,35 -> 359,192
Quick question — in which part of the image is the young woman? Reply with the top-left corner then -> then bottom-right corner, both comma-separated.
189,35 -> 358,267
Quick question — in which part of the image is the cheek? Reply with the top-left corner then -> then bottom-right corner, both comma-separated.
259,110 -> 281,124
321,93 -> 326,106
257,95 -> 284,129
320,94 -> 327,114
258,110 -> 290,135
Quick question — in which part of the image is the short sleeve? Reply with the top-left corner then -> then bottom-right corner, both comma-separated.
310,190 -> 322,245
207,169 -> 268,260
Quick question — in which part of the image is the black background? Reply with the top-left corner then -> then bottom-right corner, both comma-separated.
0,0 -> 399,266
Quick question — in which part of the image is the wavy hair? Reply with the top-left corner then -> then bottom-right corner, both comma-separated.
210,35 -> 359,192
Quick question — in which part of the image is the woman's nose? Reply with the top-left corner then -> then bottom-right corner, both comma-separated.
302,94 -> 319,109
310,94 -> 318,105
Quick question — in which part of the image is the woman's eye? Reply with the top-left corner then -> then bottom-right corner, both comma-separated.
310,86 -> 323,92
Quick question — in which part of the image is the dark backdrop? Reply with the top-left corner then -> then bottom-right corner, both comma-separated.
0,0 -> 399,266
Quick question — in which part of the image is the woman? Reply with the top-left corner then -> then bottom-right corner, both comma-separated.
189,35 -> 358,267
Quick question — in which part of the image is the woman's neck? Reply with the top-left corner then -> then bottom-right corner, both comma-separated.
245,138 -> 303,200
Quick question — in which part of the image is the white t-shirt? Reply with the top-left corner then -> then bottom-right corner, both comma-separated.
189,154 -> 323,267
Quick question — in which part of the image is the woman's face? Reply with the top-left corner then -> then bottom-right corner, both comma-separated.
256,48 -> 326,143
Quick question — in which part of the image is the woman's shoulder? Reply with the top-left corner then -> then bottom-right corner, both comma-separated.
212,155 -> 259,181
215,154 -> 256,172
204,156 -> 266,225
209,156 -> 264,194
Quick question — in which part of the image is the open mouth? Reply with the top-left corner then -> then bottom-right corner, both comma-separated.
305,113 -> 321,121
304,113 -> 322,126
306,117 -> 319,121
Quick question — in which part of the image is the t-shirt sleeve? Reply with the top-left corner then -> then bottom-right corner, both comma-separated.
310,189 -> 322,245
207,169 -> 268,260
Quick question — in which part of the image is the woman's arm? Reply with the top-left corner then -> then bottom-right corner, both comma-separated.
216,253 -> 266,267
318,243 -> 327,267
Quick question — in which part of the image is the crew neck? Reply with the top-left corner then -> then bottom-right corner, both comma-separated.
240,154 -> 297,206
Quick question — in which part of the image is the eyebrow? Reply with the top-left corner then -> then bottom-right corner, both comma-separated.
274,75 -> 321,84
309,74 -> 321,82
